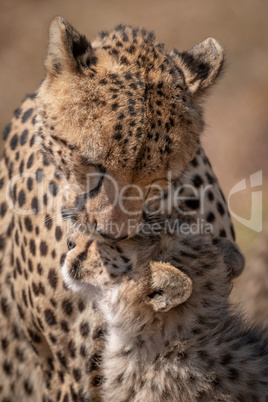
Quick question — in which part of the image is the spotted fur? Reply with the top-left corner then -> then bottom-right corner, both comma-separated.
0,17 -> 237,401
63,233 -> 268,401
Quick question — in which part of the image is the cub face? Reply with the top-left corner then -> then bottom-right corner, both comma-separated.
62,233 -> 244,314
62,232 -> 193,313
36,17 -> 224,241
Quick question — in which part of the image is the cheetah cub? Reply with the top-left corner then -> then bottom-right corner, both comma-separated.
62,234 -> 268,401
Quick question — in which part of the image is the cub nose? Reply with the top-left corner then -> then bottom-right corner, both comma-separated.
67,237 -> 76,251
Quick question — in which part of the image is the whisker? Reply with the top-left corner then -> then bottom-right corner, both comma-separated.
65,221 -> 77,236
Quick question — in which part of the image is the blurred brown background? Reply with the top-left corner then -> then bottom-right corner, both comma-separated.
1,0 -> 267,257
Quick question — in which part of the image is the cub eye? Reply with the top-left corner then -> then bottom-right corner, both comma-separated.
67,237 -> 76,251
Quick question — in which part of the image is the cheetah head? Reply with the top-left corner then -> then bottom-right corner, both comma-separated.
36,17 -> 224,241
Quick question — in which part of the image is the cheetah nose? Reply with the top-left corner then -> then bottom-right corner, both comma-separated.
67,237 -> 76,251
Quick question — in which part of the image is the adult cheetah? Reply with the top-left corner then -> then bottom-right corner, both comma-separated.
0,16 -> 239,401
63,232 -> 268,402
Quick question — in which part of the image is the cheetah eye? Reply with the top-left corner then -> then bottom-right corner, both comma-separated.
80,155 -> 106,192
85,165 -> 106,193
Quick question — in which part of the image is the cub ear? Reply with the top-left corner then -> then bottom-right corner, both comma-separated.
213,238 -> 245,278
172,38 -> 224,94
145,262 -> 192,312
45,16 -> 97,76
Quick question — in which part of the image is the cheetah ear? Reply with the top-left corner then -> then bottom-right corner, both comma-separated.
213,238 -> 245,278
45,16 -> 96,75
173,38 -> 224,94
145,262 -> 192,312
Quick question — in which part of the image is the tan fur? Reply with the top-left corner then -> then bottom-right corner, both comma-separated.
63,233 -> 268,401
36,17 -> 224,239
0,18 -> 237,401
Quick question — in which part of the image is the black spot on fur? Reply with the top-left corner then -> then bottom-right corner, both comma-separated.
185,198 -> 200,210
36,168 -> 43,183
1,338 -> 9,350
40,241 -> 48,256
27,177 -> 33,192
31,197 -> 39,214
49,181 -> 59,196
22,108 -> 34,123
52,61 -> 62,75
68,340 -> 76,358
62,300 -> 73,316
73,368 -> 82,382
80,322 -> 90,337
220,353 -> 232,365
10,134 -> 18,150
29,239 -> 36,256
1,297 -> 10,316
44,309 -> 57,326
216,201 -> 225,216
61,320 -> 69,333
20,129 -> 29,145
43,155 -> 50,166
92,375 -> 103,387
27,153 -> 34,169
228,367 -> 239,381
3,359 -> 13,375
0,202 -> 7,217
207,190 -> 214,202
18,190 -> 26,207
14,107 -> 22,118
24,380 -> 33,395
28,259 -> 33,273
0,235 -> 5,251
2,122 -> 12,140
55,226 -> 63,241
19,160 -> 24,176
113,133 -> 122,141
45,215 -> 53,230
78,300 -> 86,312
24,217 -> 33,232
190,157 -> 198,167
206,172 -> 216,185
37,263 -> 43,275
219,229 -> 227,238
206,212 -> 215,223
29,134 -> 35,147
192,174 -> 203,188
56,351 -> 67,368
0,177 -> 4,190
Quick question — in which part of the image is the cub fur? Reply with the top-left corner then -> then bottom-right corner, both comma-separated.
62,233 -> 268,401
